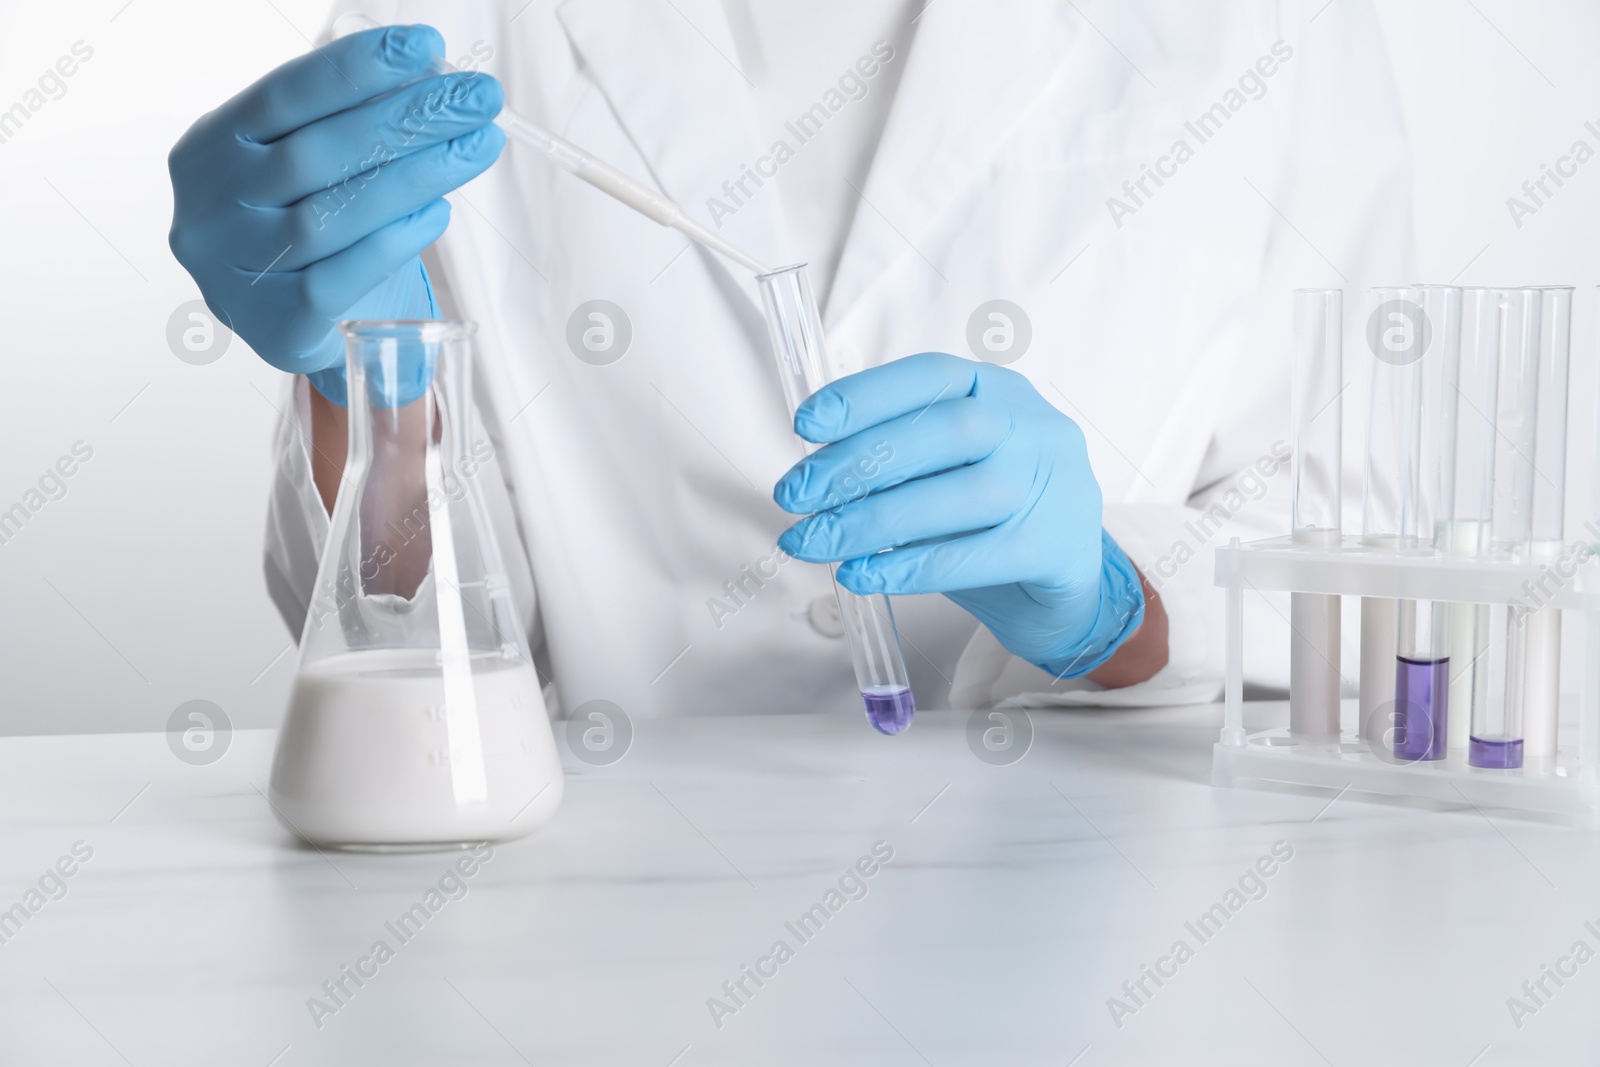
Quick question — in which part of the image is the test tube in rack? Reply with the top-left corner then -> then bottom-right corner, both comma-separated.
1393,285 -> 1459,761
1471,288 -> 1543,769
1360,286 -> 1458,759
1358,288 -> 1411,744
1522,287 -> 1572,760
1289,289 -> 1343,735
1442,288 -> 1501,750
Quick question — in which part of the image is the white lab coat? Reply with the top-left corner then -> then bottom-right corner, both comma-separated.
267,0 -> 1415,719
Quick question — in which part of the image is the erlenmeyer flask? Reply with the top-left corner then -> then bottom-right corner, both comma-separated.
269,320 -> 563,849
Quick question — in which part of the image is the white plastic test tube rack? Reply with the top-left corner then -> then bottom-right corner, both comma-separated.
1212,538 -> 1600,825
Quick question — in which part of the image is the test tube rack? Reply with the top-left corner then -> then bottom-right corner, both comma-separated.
1212,535 -> 1600,826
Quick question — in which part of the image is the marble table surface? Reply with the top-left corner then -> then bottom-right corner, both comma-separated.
0,702 -> 1595,1066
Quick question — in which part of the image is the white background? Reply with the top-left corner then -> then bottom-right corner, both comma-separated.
1,0 -> 1598,735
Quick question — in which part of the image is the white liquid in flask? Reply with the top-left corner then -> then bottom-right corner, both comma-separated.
271,650 -> 561,847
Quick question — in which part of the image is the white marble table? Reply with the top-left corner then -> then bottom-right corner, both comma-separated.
0,702 -> 1595,1066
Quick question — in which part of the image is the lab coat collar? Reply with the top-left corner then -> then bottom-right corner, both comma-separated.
823,0 -> 1080,328
555,0 -> 1081,328
554,0 -> 789,303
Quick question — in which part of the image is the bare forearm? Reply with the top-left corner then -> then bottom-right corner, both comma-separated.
307,379 -> 434,598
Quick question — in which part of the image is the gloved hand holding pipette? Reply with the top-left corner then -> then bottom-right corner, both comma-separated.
327,11 -> 771,276
774,353 -> 1159,682
167,24 -> 505,406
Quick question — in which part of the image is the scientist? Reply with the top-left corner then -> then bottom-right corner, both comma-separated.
168,1 -> 1411,719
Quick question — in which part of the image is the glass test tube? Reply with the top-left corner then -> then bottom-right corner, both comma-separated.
1442,289 -> 1501,750
1594,288 -> 1600,563
1471,288 -> 1542,769
757,264 -> 916,735
1394,286 -> 1459,761
1521,287 -> 1572,760
1361,286 -> 1455,759
1289,290 -> 1342,735
1358,288 -> 1412,746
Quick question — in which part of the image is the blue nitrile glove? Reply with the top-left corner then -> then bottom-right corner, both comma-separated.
774,353 -> 1146,679
167,24 -> 505,406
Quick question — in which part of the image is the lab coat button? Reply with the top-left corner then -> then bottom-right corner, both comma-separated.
807,593 -> 846,638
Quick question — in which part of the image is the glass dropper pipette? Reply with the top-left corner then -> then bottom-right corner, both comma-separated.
333,13 -> 771,275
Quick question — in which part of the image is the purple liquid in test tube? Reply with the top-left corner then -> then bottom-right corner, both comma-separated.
1393,655 -> 1448,762
1468,736 -> 1524,768
862,685 -> 915,735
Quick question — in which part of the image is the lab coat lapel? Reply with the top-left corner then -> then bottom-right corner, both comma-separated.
554,0 -> 788,294
824,0 -> 1080,328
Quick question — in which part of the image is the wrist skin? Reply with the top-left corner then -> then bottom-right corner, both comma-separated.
1085,563 -> 1168,688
